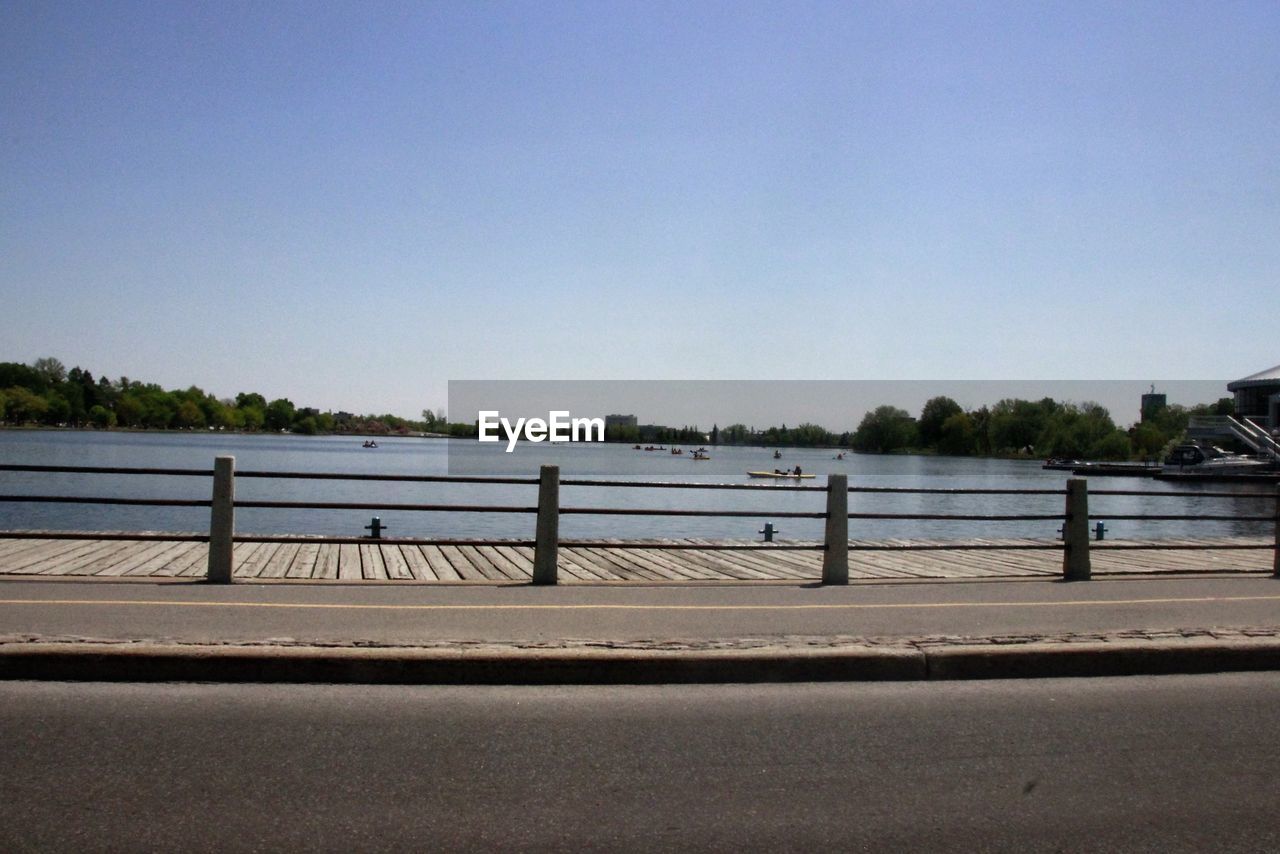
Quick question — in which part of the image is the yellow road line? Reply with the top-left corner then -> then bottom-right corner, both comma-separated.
1,596 -> 1279,612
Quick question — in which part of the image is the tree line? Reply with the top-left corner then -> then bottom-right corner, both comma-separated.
848,395 -> 1233,460
602,422 -> 847,446
1,357 -> 1228,458
0,357 -> 470,436
607,395 -> 1231,462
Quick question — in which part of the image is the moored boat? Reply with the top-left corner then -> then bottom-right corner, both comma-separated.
1162,443 -> 1270,475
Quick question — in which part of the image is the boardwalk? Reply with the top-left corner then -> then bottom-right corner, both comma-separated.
0,535 -> 1271,581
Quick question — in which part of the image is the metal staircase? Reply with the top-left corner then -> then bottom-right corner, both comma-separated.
1187,415 -> 1280,462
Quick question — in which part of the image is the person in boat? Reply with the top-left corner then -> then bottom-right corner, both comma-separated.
773,450 -> 781,459
793,465 -> 802,476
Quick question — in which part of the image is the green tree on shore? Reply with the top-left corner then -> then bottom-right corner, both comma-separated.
918,396 -> 963,448
3,386 -> 49,423
989,398 -> 1055,453
936,412 -> 978,456
264,398 -> 296,432
1036,402 -> 1130,460
0,357 -> 463,436
851,406 -> 917,453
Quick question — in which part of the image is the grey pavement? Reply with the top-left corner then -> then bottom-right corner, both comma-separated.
6,675 -> 1280,852
2,574 -> 1280,682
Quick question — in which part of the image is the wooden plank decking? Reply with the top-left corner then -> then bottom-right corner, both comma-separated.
0,535 -> 1272,581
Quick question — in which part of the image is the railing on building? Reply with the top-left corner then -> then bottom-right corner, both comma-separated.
1187,415 -> 1280,461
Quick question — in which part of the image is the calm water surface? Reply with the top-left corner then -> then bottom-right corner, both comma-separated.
0,431 -> 1271,540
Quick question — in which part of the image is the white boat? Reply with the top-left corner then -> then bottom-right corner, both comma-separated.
747,470 -> 816,479
1162,444 -> 1269,475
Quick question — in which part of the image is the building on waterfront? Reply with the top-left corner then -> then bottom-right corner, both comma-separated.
603,413 -> 639,442
604,414 -> 638,431
1140,387 -> 1167,422
1227,363 -> 1280,430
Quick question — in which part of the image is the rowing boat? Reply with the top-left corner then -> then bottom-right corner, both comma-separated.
746,471 -> 816,479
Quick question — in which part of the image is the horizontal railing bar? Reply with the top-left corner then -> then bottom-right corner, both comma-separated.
1092,490 -> 1278,499
234,501 -> 537,513
0,535 -> 504,548
1092,543 -> 1274,551
0,531 -> 210,541
561,479 -> 825,492
229,536 -> 538,546
849,513 -> 1065,521
850,543 -> 1063,551
1092,515 -> 1274,522
0,464 -> 212,477
559,541 -> 824,550
2,463 -> 1271,496
0,495 -> 212,507
0,532 -> 1266,552
0,496 -> 546,514
0,463 -> 541,485
3,465 -> 1272,500
236,471 -> 539,485
849,487 -> 1067,495
559,508 -> 826,518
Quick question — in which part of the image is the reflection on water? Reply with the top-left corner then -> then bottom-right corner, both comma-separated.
0,431 -> 1273,541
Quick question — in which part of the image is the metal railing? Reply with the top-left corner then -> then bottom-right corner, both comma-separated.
1,458 -> 1276,584
1188,415 -> 1280,461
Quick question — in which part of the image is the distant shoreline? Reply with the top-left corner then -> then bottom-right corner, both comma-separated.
0,424 -> 1051,462
0,424 -> 446,440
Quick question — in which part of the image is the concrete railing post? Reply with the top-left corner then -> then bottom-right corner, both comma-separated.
1272,485 -> 1279,579
1062,477 -> 1091,581
532,464 -> 560,585
822,474 -> 849,585
207,455 -> 235,583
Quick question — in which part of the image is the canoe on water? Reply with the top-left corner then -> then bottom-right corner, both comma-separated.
746,471 -> 817,479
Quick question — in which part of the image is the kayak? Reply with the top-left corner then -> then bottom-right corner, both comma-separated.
747,471 -> 816,479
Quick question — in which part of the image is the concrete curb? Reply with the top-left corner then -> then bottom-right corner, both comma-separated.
0,643 -> 926,684
925,638 -> 1280,680
3,638 -> 1280,684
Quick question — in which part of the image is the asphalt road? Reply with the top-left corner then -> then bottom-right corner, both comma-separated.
3,674 -> 1279,852
2,575 -> 1279,645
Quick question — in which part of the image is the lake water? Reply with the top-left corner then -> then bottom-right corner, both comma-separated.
0,430 -> 1272,541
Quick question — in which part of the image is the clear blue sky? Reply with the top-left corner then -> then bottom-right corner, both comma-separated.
2,0 -> 1276,419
